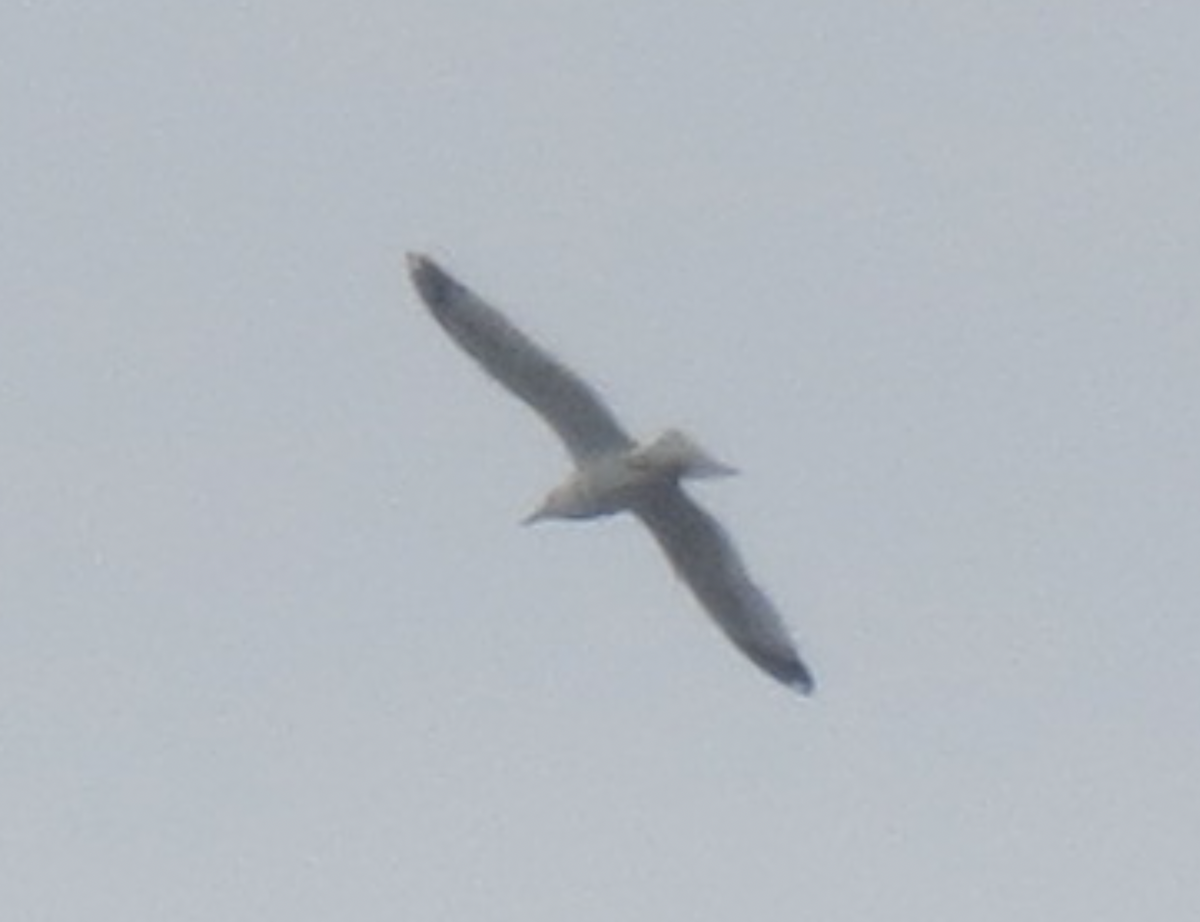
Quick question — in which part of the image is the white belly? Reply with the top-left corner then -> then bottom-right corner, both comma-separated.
565,454 -> 663,517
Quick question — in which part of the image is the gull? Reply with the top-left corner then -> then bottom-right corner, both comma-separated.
408,253 -> 815,695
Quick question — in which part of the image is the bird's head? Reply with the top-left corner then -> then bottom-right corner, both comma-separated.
521,482 -> 587,525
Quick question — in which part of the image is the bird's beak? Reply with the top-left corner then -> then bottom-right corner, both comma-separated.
521,506 -> 548,526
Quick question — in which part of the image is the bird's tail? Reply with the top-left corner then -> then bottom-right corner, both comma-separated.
630,429 -> 738,479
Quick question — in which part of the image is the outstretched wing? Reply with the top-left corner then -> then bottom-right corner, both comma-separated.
635,484 -> 815,694
408,254 -> 635,464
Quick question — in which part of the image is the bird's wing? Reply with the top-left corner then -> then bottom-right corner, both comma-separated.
408,254 -> 635,464
634,484 -> 815,694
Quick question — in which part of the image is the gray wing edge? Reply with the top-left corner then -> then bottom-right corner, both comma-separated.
408,254 -> 634,463
634,484 -> 815,695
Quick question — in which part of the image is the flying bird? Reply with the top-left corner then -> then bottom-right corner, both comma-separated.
408,253 -> 815,695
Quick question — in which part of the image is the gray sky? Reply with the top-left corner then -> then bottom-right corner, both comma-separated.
4,2 -> 1198,919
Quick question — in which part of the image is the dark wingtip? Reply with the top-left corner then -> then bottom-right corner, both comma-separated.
405,251 -> 431,280
771,657 -> 816,697
789,670 -> 816,697
406,252 -> 459,307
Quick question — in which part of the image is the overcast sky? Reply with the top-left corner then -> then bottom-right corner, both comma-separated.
4,3 -> 1199,919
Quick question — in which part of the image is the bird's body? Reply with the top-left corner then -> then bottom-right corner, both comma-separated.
525,429 -> 737,522
526,451 -> 654,521
408,253 -> 815,695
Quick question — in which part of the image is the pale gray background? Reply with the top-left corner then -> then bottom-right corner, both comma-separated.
3,2 -> 1198,919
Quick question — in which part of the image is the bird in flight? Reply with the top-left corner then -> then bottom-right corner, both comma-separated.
408,254 -> 814,695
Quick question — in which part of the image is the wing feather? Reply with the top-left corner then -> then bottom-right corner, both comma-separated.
635,485 -> 815,694
408,254 -> 634,463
